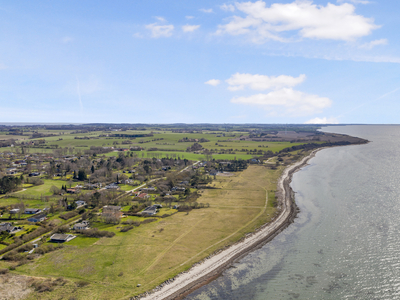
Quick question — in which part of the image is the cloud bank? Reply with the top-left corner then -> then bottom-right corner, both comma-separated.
217,1 -> 379,43
207,72 -> 332,116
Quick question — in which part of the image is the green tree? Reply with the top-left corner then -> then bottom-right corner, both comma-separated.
78,170 -> 87,181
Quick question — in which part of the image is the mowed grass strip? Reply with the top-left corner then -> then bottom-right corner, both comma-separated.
19,165 -> 282,300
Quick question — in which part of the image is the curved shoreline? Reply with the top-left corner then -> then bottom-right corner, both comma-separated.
138,150 -> 319,300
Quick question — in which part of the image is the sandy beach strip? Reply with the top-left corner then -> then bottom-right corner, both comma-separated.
138,150 -> 318,300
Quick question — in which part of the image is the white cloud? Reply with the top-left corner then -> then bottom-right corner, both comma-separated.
304,117 -> 339,124
145,23 -> 174,38
226,73 -> 306,91
231,88 -> 332,116
337,0 -> 370,4
186,16 -> 195,19
360,38 -> 388,49
200,8 -> 214,13
217,1 -> 379,43
154,16 -> 166,22
182,24 -> 201,32
221,4 -> 235,12
205,79 -> 221,86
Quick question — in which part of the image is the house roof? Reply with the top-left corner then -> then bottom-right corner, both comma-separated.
74,222 -> 89,228
50,234 -> 75,242
28,213 -> 46,220
0,223 -> 13,232
25,208 -> 41,212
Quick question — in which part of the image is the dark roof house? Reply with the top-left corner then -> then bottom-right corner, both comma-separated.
27,214 -> 47,223
24,208 -> 42,214
0,222 -> 22,233
50,233 -> 76,243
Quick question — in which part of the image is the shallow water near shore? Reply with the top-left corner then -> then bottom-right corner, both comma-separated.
185,125 -> 400,300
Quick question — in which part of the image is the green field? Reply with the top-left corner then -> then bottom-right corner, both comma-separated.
13,179 -> 69,197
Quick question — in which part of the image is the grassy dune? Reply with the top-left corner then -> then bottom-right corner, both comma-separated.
17,165 -> 282,300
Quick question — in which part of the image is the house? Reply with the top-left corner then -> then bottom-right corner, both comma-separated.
142,187 -> 156,192
138,193 -> 150,199
84,183 -> 98,189
9,208 -> 20,214
66,188 -> 78,194
28,172 -> 40,177
105,183 -> 119,189
50,233 -> 76,243
171,187 -> 185,192
0,222 -> 22,233
27,214 -> 47,223
75,200 -> 86,207
209,170 -> 218,176
24,208 -> 42,214
249,158 -> 260,164
73,220 -> 89,230
141,205 -> 158,216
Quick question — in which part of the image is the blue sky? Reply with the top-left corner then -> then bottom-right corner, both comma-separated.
0,0 -> 399,124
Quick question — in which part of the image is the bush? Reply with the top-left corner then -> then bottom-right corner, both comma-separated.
29,177 -> 44,186
2,250 -> 24,261
55,225 -> 70,233
141,218 -> 157,225
76,280 -> 90,287
30,278 -> 64,293
16,243 -> 33,253
0,241 -> 23,255
78,229 -> 115,238
121,220 -> 141,226
120,226 -> 133,232
35,244 -> 63,255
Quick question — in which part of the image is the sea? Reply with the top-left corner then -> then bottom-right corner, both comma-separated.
185,125 -> 400,300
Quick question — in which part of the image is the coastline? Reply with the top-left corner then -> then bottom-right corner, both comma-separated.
137,149 -> 319,300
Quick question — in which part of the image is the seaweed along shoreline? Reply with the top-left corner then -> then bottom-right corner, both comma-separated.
136,149 -> 320,300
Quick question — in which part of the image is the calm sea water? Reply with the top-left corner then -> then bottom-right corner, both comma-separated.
186,125 -> 400,300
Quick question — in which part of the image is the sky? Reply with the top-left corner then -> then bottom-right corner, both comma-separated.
0,0 -> 400,124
